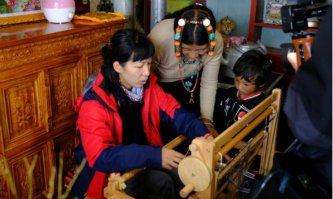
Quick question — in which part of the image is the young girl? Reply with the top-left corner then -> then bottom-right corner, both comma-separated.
71,29 -> 213,199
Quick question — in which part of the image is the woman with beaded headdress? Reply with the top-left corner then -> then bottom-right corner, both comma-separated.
148,4 -> 223,138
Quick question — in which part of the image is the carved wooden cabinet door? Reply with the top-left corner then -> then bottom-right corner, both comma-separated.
54,130 -> 76,177
48,58 -> 80,128
0,164 -> 10,199
80,48 -> 103,91
7,142 -> 53,199
86,51 -> 103,77
0,72 -> 50,152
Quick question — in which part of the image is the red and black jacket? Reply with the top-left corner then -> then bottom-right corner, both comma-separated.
72,72 -> 208,199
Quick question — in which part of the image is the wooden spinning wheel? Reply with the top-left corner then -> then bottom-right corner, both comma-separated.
104,89 -> 282,199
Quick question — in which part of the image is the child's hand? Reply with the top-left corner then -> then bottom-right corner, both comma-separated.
161,149 -> 185,170
224,154 -> 231,163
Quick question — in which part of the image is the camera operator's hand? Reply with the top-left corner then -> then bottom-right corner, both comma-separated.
287,52 -> 298,72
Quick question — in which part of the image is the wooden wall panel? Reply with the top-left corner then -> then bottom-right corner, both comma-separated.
8,143 -> 52,199
0,73 -> 47,151
0,156 -> 10,199
0,177 -> 9,199
54,129 -> 77,176
79,48 -> 103,87
87,53 -> 103,78
49,60 -> 80,126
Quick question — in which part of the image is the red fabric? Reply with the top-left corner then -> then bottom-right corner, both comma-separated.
77,100 -> 116,167
85,171 -> 109,199
74,95 -> 84,112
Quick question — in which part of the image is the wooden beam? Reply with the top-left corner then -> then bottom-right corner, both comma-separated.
248,0 -> 257,42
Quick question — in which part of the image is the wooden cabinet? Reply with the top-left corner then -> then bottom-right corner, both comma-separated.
0,18 -> 128,198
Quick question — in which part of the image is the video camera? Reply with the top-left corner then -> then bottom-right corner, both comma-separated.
281,0 -> 330,33
280,0 -> 331,69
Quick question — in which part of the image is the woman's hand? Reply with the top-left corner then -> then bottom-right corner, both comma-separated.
161,148 -> 186,170
205,134 -> 214,141
202,118 -> 219,138
205,125 -> 219,138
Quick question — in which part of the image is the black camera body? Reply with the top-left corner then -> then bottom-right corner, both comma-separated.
281,0 -> 331,33
281,5 -> 308,33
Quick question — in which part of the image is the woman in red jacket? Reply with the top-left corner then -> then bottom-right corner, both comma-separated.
72,29 -> 213,199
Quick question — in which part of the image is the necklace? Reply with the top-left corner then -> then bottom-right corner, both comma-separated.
178,58 -> 202,103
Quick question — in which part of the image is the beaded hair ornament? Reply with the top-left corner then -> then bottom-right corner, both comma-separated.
174,17 -> 216,103
174,18 -> 216,58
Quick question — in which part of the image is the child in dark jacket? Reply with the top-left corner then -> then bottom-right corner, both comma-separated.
214,50 -> 272,137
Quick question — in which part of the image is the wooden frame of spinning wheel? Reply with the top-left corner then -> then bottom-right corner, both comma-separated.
104,88 -> 282,199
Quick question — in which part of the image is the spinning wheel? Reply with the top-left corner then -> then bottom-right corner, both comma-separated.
104,89 -> 282,199
178,89 -> 281,199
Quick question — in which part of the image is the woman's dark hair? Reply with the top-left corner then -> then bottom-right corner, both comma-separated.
232,50 -> 272,87
173,4 -> 217,46
101,29 -> 155,85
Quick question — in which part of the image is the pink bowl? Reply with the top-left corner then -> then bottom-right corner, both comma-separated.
42,0 -> 75,9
